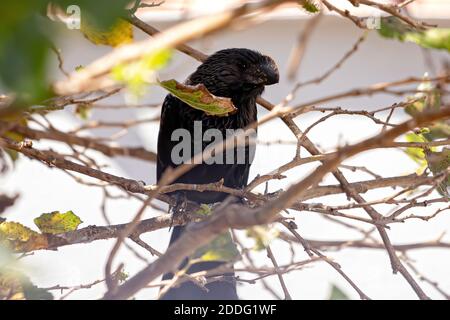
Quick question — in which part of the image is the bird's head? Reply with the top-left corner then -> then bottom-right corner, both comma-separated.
188,48 -> 279,98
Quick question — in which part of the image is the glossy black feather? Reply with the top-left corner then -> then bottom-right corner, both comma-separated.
157,48 -> 278,300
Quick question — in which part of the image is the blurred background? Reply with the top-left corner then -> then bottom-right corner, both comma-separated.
2,0 -> 450,299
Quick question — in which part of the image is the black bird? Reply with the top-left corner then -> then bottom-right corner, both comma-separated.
157,48 -> 279,300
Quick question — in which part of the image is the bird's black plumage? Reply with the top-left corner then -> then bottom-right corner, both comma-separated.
157,48 -> 279,300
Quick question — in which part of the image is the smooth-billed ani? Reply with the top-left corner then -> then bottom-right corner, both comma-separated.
157,48 -> 279,300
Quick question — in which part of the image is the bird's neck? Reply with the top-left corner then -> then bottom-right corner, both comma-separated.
230,92 -> 258,128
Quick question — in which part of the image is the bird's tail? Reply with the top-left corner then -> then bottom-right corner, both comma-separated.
160,225 -> 239,300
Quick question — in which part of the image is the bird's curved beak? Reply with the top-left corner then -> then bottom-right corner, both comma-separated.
262,56 -> 279,85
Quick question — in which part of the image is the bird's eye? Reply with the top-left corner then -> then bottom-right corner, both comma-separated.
239,63 -> 247,69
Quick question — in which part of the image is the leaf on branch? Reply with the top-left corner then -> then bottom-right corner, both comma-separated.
298,0 -> 320,14
404,76 -> 450,141
34,210 -> 82,235
75,103 -> 92,120
1,117 -> 28,164
194,204 -> 213,216
328,284 -> 350,300
81,18 -> 133,47
403,132 -> 429,169
114,270 -> 129,284
246,225 -> 279,251
402,76 -> 449,193
193,231 -> 240,262
378,17 -> 450,52
158,79 -> 237,117
426,148 -> 450,196
0,222 -> 48,252
405,77 -> 441,118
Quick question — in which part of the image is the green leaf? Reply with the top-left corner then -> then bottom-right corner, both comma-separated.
404,77 -> 449,143
194,231 -> 240,262
298,0 -> 320,13
426,148 -> 450,196
194,204 -> 213,216
404,133 -> 428,164
115,270 -> 129,283
158,79 -> 237,117
424,122 -> 450,141
75,103 -> 92,120
405,78 -> 441,117
378,17 -> 450,52
328,284 -> 350,300
34,210 -> 82,234
406,28 -> 450,51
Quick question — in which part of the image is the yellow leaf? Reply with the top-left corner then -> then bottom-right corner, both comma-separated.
34,210 -> 82,235
0,222 -> 48,252
81,18 -> 133,47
